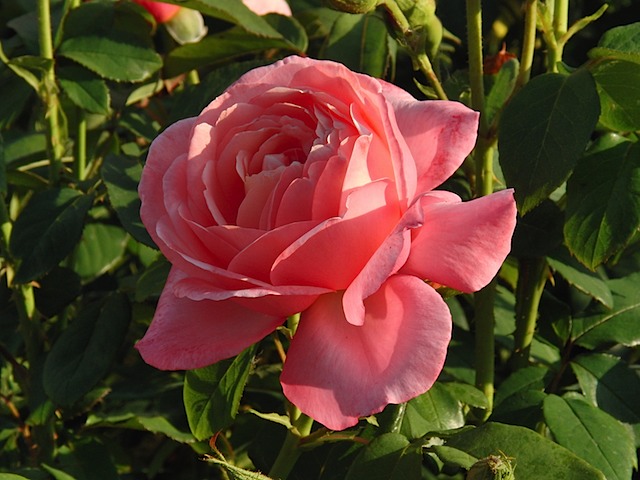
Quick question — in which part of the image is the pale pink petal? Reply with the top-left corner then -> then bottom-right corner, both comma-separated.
281,275 -> 452,430
136,268 -> 284,370
402,189 -> 517,292
242,0 -> 292,16
381,81 -> 479,194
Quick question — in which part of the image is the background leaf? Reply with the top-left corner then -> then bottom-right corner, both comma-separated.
564,141 -> 640,269
572,272 -> 640,348
543,394 -> 635,480
445,422 -> 606,480
43,293 -> 131,406
498,70 -> 600,214
184,345 -> 257,440
345,433 -> 422,480
10,188 -> 93,283
57,64 -> 110,115
589,59 -> 640,132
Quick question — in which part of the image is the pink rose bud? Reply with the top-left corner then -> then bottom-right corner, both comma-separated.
132,0 -> 180,23
137,56 -> 517,430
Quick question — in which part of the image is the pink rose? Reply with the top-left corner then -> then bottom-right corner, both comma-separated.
242,0 -> 292,16
137,56 -> 516,430
132,0 -> 180,23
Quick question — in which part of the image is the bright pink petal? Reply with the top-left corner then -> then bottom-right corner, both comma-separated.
381,81 -> 479,194
402,189 -> 517,292
136,268 -> 284,370
133,0 -> 181,23
281,275 -> 452,430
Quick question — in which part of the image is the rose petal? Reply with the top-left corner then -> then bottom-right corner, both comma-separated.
402,189 -> 517,292
139,118 -> 196,247
271,181 -> 399,290
136,268 -> 284,370
342,199 -> 425,326
281,275 -> 452,430
381,81 -> 479,194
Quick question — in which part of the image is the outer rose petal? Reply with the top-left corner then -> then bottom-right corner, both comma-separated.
402,189 -> 517,292
242,0 -> 292,16
380,81 -> 479,194
281,275 -> 452,430
136,268 -> 284,370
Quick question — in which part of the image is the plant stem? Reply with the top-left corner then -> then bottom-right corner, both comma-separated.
553,0 -> 569,38
74,110 -> 87,181
511,257 -> 548,370
38,0 -> 64,183
474,279 -> 497,420
516,0 -> 537,88
414,52 -> 448,100
268,410 -> 314,479
466,0 -> 485,129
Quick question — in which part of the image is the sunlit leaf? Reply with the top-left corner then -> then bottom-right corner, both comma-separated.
445,422 -> 606,480
543,395 -> 635,480
184,345 -> 257,440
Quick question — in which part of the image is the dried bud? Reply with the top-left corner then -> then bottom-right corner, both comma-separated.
467,452 -> 516,480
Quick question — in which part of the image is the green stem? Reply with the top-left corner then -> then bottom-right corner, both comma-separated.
38,0 -> 64,183
268,411 -> 314,479
516,0 -> 537,89
474,279 -> 497,420
466,0 -> 485,127
552,0 -> 568,39
415,52 -> 448,100
511,257 -> 548,370
74,109 -> 87,181
474,138 -> 495,197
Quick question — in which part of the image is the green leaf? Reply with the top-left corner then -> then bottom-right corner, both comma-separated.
0,475 -> 30,480
134,257 -> 170,302
543,395 -> 635,480
485,58 -> 519,128
345,433 -> 422,480
510,200 -> 564,257
494,366 -> 548,407
34,266 -> 82,317
445,422 -> 606,480
564,141 -> 640,269
322,12 -> 394,78
442,383 -> 490,410
164,27 -> 300,78
184,345 -> 257,440
43,293 -> 131,406
572,272 -> 640,348
547,249 -> 613,307
72,223 -> 128,280
10,188 -> 94,283
206,456 -> 273,480
55,438 -> 120,480
57,64 -> 110,115
590,59 -> 640,132
589,22 -> 640,64
571,353 -> 640,429
101,153 -> 155,248
135,416 -> 195,444
431,445 -> 478,469
498,70 -> 600,214
58,35 -> 162,83
399,383 -> 464,439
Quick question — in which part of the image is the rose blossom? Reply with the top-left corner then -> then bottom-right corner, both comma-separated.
242,0 -> 292,16
136,56 -> 516,430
